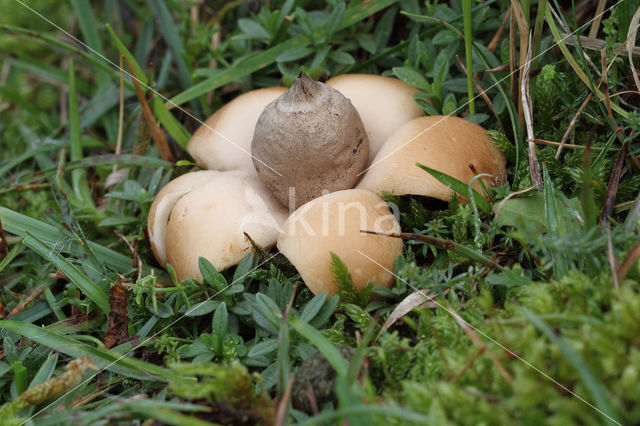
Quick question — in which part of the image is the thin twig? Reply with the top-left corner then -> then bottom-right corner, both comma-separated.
600,142 -> 629,226
493,185 -> 538,219
488,9 -> 510,53
447,306 -> 514,387
457,55 -> 506,133
617,240 -> 640,284
451,347 -> 486,383
562,34 -> 640,57
555,93 -> 593,159
532,138 -> 619,151
275,375 -> 295,426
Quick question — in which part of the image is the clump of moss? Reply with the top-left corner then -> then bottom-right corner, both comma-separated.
169,361 -> 275,425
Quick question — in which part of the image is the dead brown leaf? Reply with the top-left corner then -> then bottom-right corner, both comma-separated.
103,281 -> 130,349
375,289 -> 447,343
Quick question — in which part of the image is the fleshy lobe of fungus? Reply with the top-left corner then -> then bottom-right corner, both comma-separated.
160,171 -> 288,282
326,74 -> 424,162
187,87 -> 287,172
148,170 -> 222,266
277,189 -> 402,296
251,73 -> 369,208
357,116 -> 507,200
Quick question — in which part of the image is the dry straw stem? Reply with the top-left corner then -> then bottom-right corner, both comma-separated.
509,0 -> 530,125
374,289 -> 447,343
555,93 -> 593,159
617,239 -> 640,283
588,0 -> 608,38
601,50 -> 616,128
561,34 -> 640,57
275,375 -> 295,426
532,138 -> 619,151
546,6 -> 629,119
600,142 -> 629,226
487,9 -> 510,53
626,6 -> 640,94
509,8 -> 518,112
520,35 -> 543,188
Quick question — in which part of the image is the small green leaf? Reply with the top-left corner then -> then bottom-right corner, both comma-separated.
212,302 -> 228,355
277,47 -> 315,63
185,300 -> 220,317
392,66 -> 430,91
300,292 -> 327,322
106,24 -> 147,86
198,257 -> 227,291
248,339 -> 279,358
416,163 -> 491,213
23,233 -> 110,315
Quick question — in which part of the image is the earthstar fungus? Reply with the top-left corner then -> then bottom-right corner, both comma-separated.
251,73 -> 369,208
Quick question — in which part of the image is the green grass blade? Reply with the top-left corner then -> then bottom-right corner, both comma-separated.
63,154 -> 173,172
70,0 -> 109,89
522,309 -> 620,425
0,145 -> 61,176
126,406 -> 215,426
416,163 -> 491,213
169,0 -> 398,106
0,207 -> 163,276
152,97 -> 191,148
68,58 -> 96,211
22,233 -> 110,315
106,23 -> 147,87
298,404 -> 432,425
471,40 -> 522,180
169,36 -> 309,106
461,0 -> 474,115
542,165 -> 559,236
623,191 -> 640,233
544,6 -> 628,119
0,321 -> 192,383
0,25 -> 117,79
147,1 -> 193,91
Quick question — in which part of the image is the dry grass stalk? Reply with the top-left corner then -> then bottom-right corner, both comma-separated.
561,34 -> 640,57
588,0 -> 608,38
617,240 -> 640,283
555,93 -> 593,159
520,36 -> 542,188
626,6 -> 640,94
